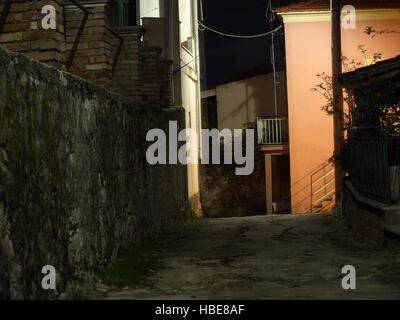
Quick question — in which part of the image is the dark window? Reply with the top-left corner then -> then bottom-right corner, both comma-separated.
109,0 -> 137,27
201,96 -> 218,130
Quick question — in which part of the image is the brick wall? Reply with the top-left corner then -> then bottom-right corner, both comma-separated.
140,46 -> 173,107
157,58 -> 173,107
0,0 -> 66,69
0,0 -> 174,105
109,25 -> 174,106
110,26 -> 142,100
64,1 -> 112,88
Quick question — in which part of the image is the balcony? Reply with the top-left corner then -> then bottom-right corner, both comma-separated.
257,116 -> 290,215
257,116 -> 289,146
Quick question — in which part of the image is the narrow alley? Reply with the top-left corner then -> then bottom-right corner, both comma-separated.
104,213 -> 400,300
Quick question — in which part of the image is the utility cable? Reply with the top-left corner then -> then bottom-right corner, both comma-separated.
266,0 -> 276,22
198,20 -> 282,39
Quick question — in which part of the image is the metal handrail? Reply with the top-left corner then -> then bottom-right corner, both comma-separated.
312,179 -> 335,196
310,161 -> 335,211
312,169 -> 335,186
310,161 -> 331,179
291,160 -> 331,189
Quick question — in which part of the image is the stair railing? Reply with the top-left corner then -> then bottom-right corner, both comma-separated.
310,162 -> 336,212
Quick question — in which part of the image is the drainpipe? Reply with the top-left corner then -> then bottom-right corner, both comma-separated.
168,0 -> 175,105
192,0 -> 202,156
331,0 -> 344,204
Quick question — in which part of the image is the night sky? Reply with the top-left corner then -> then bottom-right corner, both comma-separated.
199,0 -> 298,89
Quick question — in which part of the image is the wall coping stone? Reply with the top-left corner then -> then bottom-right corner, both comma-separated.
345,180 -> 400,216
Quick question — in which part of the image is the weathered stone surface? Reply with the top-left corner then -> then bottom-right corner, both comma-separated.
0,44 -> 189,299
199,163 -> 266,217
342,180 -> 386,247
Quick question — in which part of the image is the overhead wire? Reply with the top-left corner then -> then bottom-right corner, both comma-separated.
266,0 -> 279,116
198,0 -> 285,110
198,20 -> 282,39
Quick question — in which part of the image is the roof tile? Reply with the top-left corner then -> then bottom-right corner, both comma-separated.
275,0 -> 400,13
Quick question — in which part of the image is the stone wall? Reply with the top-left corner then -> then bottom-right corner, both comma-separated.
342,180 -> 386,247
0,45 -> 189,299
199,163 -> 266,218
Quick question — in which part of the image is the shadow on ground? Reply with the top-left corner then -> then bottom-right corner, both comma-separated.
95,213 -> 400,300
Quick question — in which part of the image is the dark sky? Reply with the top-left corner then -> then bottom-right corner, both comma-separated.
199,0 -> 296,89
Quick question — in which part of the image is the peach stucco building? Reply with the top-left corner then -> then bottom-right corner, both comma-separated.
275,0 -> 400,213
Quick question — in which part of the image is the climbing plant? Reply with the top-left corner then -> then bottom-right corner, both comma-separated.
311,26 -> 400,170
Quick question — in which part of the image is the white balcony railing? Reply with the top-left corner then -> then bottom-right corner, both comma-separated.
257,117 -> 289,145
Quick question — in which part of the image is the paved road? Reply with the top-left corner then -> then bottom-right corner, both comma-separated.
106,213 -> 400,300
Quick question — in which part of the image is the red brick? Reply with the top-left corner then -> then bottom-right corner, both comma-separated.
81,34 -> 106,42
73,49 -> 102,57
22,30 -> 58,41
37,39 -> 59,50
85,63 -> 106,71
95,71 -> 111,78
89,41 -> 108,49
94,55 -> 108,63
65,20 -> 85,28
25,50 -> 61,61
10,2 -> 30,12
1,23 -> 30,32
72,57 -> 89,64
22,11 -> 41,21
4,42 -> 31,52
90,7 -> 106,13
0,33 -> 15,42
66,42 -> 89,50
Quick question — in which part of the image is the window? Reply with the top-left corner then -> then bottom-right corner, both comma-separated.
109,0 -> 137,27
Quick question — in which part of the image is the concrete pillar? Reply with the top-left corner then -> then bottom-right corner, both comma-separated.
265,153 -> 273,215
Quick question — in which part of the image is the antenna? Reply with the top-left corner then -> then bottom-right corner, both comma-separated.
267,0 -> 278,117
